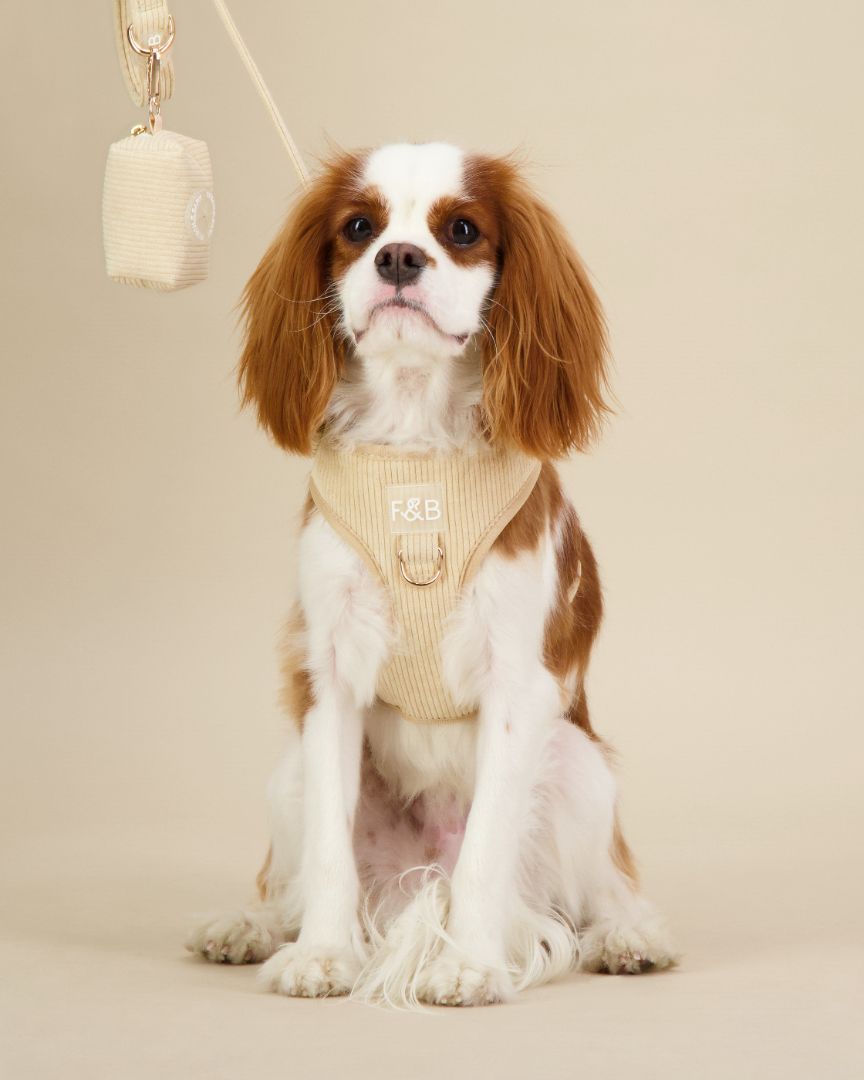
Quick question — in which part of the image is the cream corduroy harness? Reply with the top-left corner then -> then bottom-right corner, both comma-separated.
309,437 -> 541,724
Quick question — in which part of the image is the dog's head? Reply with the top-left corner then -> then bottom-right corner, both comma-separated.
239,143 -> 609,457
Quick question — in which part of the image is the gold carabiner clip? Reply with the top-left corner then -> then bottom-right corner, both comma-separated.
127,15 -> 176,134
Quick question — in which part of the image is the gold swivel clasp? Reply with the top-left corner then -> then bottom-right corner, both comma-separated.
127,15 -> 176,134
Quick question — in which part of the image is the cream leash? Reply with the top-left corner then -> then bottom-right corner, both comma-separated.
207,0 -> 310,187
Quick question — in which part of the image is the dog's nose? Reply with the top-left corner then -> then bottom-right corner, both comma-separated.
374,243 -> 427,286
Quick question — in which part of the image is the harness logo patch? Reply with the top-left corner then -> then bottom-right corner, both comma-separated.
386,483 -> 446,534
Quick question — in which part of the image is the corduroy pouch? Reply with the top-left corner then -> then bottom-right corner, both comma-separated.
103,129 -> 215,291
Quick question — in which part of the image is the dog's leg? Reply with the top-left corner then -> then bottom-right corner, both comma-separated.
547,722 -> 679,975
416,541 -> 562,1006
186,744 -> 303,965
259,514 -> 392,998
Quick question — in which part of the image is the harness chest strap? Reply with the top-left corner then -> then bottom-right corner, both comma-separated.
308,439 -> 542,725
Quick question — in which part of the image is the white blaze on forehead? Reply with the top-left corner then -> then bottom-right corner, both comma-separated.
362,143 -> 465,223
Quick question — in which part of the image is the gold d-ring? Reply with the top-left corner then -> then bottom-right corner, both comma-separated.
397,546 -> 444,587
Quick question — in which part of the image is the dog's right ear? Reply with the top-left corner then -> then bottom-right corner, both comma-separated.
238,152 -> 363,455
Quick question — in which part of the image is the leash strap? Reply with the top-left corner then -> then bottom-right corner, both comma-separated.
112,0 -> 310,188
208,0 -> 310,187
114,0 -> 175,107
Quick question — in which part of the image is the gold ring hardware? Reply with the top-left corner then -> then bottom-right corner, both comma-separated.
397,546 -> 445,587
127,15 -> 176,134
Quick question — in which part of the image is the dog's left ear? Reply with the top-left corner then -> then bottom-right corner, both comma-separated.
475,157 -> 610,459
238,152 -> 362,455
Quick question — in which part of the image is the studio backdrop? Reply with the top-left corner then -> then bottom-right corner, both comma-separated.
1,2 -> 861,1078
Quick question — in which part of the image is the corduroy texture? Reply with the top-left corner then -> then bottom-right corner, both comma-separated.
309,437 -> 542,724
102,130 -> 214,290
114,0 -> 175,108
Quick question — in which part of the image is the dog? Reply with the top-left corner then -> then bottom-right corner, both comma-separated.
186,142 -> 677,1005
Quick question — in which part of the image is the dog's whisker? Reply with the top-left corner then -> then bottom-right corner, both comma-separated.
279,298 -> 345,333
267,281 -> 340,305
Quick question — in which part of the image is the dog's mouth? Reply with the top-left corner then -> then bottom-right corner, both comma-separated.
355,297 -> 469,346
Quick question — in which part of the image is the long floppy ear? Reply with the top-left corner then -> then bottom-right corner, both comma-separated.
238,153 -> 362,454
475,157 -> 610,459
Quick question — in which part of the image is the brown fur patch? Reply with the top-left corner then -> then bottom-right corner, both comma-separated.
330,184 -> 390,280
492,464 -> 603,741
544,504 -> 603,687
426,194 -> 500,268
256,846 -> 273,901
492,463 -> 562,557
610,813 -> 639,888
464,153 -> 611,459
238,150 -> 370,455
565,690 -> 598,740
278,603 -> 315,732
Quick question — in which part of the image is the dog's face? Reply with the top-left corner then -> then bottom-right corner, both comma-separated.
239,143 -> 608,458
334,144 -> 496,362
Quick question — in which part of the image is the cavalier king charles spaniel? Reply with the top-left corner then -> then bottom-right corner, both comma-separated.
187,142 -> 677,1005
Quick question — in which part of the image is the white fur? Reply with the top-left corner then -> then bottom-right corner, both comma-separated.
255,513 -> 393,992
187,143 -> 677,1005
363,700 -> 476,805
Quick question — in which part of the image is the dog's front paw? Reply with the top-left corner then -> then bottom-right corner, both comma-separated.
259,943 -> 361,998
185,908 -> 282,965
580,916 -> 679,975
417,951 -> 512,1007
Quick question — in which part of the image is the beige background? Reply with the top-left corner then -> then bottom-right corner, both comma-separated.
1,1 -> 862,1076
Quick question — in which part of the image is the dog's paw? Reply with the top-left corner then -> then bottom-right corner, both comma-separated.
416,952 -> 512,1007
579,916 -> 679,975
185,908 -> 282,965
259,943 -> 361,998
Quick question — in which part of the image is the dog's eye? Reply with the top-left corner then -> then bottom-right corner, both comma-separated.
343,217 -> 374,243
448,218 -> 480,246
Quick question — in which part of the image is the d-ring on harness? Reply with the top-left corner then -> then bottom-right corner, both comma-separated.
397,546 -> 445,587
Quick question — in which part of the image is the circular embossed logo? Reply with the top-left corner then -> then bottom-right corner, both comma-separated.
187,190 -> 216,242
